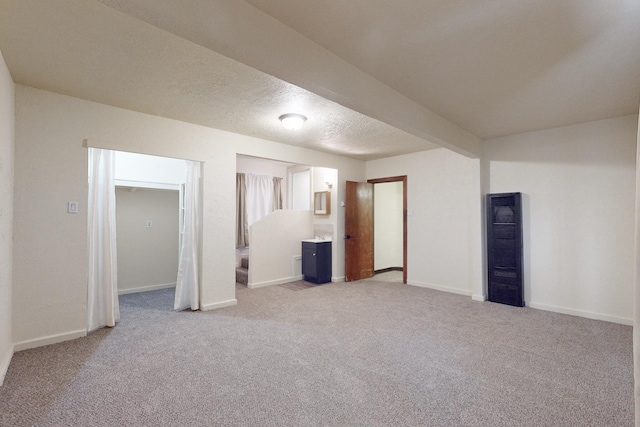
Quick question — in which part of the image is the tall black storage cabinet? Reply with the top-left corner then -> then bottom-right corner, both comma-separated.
486,193 -> 524,307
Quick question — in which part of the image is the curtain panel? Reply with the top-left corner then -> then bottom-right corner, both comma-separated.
273,177 -> 283,210
174,160 -> 201,311
236,173 -> 248,248
633,110 -> 640,426
87,148 -> 120,332
236,173 -> 283,247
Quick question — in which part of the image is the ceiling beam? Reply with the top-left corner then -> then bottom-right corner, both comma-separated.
98,0 -> 481,158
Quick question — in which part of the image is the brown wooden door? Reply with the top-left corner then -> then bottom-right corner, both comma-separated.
345,181 -> 374,281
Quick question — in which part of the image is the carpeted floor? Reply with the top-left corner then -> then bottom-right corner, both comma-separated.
0,280 -> 634,426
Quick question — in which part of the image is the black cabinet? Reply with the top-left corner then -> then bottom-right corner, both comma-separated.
302,240 -> 332,284
486,193 -> 524,307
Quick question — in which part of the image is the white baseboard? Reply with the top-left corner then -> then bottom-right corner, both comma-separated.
472,293 -> 487,302
118,282 -> 176,295
0,345 -> 14,386
332,276 -> 345,283
248,275 -> 304,289
528,301 -> 632,326
408,280 -> 473,297
201,299 -> 237,311
14,329 -> 87,352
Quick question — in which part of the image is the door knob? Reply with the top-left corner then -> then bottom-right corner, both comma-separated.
344,235 -> 351,239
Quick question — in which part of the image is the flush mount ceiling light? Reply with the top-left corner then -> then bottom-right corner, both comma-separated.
279,113 -> 307,130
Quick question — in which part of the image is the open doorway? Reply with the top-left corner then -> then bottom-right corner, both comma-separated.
87,148 -> 201,332
370,176 -> 407,284
115,186 -> 180,295
235,155 -> 338,288
113,151 -> 187,308
345,176 -> 407,284
235,155 -> 292,287
114,186 -> 181,316
372,181 -> 404,283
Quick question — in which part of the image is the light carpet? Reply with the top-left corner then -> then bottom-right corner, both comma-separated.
0,280 -> 633,426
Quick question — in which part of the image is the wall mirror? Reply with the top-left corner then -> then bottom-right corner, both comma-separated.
314,191 -> 331,215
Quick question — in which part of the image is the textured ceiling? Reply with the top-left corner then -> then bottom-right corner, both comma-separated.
1,0 -> 639,161
0,0 -> 438,161
245,0 -> 640,139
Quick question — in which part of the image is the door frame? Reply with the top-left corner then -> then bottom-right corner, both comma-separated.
367,175 -> 407,284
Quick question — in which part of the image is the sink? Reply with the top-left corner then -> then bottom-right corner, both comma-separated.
302,237 -> 332,243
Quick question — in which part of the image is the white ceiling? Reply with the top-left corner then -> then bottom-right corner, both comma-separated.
246,0 -> 640,140
1,0 -> 639,160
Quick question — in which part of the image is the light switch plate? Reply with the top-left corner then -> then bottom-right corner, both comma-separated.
68,202 -> 78,214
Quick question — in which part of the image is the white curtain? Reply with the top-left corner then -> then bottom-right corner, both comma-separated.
236,174 -> 248,247
87,148 -> 120,332
633,109 -> 640,426
246,174 -> 274,227
174,160 -> 201,311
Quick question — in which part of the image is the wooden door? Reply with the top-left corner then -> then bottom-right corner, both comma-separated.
345,181 -> 374,281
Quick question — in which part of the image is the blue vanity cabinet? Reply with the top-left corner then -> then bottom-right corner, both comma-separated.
302,240 -> 332,284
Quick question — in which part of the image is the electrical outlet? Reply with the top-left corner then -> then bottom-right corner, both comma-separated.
146,220 -> 153,228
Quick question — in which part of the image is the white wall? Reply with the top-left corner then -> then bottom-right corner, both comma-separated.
237,155 -> 289,177
115,151 -> 187,185
374,182 -> 403,270
291,167 -> 311,210
483,115 -> 637,324
248,210 -> 313,288
312,167 -> 336,194
12,85 -> 365,348
115,187 -> 179,294
312,166 -> 337,225
367,148 -> 481,296
0,50 -> 15,385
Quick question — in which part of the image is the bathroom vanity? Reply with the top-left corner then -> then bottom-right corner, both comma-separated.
301,239 -> 332,284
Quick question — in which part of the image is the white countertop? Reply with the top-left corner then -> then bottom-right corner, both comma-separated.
302,238 -> 332,243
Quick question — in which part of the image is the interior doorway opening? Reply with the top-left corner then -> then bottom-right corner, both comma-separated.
115,186 -> 180,296
369,176 -> 407,284
87,148 -> 202,333
235,155 -> 338,288
344,176 -> 407,284
113,151 -> 188,306
372,181 -> 404,283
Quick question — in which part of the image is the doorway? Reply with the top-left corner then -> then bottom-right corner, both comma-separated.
372,181 -> 404,282
344,176 -> 407,284
113,151 -> 187,304
115,186 -> 180,296
88,149 -> 200,332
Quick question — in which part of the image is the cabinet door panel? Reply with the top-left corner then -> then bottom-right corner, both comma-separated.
302,246 -> 316,276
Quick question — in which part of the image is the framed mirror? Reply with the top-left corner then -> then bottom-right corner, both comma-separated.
314,191 -> 331,215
